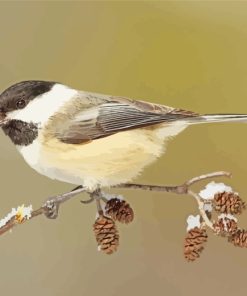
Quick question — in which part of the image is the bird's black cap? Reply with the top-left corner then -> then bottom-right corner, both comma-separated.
0,80 -> 57,146
0,80 -> 56,113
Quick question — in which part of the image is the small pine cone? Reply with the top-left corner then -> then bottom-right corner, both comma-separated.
213,216 -> 238,236
213,191 -> 246,215
93,215 -> 119,254
184,227 -> 208,262
105,198 -> 134,224
228,229 -> 247,247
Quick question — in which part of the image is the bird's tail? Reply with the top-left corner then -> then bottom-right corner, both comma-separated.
186,114 -> 247,125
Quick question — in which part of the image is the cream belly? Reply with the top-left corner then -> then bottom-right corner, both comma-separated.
17,122 -> 187,191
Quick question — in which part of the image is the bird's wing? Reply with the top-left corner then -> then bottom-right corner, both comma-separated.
52,92 -> 199,144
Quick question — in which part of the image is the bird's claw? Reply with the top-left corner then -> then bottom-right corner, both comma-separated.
43,200 -> 60,219
80,196 -> 95,204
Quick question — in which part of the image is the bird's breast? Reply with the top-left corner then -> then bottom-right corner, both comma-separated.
17,122 -> 187,190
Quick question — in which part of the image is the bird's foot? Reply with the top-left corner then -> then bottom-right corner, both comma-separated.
80,188 -> 102,204
80,196 -> 95,204
43,199 -> 60,219
80,189 -> 105,215
42,185 -> 86,219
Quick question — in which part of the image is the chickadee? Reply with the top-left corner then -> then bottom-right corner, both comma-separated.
0,80 -> 246,191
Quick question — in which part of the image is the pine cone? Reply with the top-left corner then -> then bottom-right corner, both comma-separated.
105,198 -> 134,224
213,191 -> 245,215
213,216 -> 238,236
184,227 -> 208,262
93,215 -> 119,254
228,229 -> 247,247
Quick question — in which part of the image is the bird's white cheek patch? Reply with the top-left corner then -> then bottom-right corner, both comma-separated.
7,84 -> 77,127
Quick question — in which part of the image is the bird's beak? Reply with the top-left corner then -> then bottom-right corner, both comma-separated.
0,111 -> 7,127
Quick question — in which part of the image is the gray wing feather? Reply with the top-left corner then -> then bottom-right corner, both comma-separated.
98,103 -> 185,131
54,93 -> 198,144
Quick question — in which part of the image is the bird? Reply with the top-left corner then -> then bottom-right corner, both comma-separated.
0,80 -> 246,193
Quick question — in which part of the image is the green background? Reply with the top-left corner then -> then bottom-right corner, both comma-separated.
0,1 -> 247,295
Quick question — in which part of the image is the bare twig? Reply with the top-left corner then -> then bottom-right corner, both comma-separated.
115,171 -> 231,194
188,189 -> 214,230
0,186 -> 86,236
0,171 -> 231,237
185,171 -> 231,187
115,171 -> 230,231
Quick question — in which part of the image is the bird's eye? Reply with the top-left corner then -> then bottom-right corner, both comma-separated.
16,99 -> 26,109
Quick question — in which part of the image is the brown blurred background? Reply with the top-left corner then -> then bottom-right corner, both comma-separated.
0,1 -> 247,295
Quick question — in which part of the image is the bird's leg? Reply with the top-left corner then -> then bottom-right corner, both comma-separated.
44,186 -> 108,219
79,189 -> 106,215
43,185 -> 86,219
74,185 -> 97,204
79,187 -> 111,206
83,189 -> 104,215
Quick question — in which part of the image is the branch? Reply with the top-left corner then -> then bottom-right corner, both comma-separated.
0,171 -> 231,238
115,171 -> 231,194
114,171 -> 231,230
0,186 -> 86,236
188,189 -> 214,230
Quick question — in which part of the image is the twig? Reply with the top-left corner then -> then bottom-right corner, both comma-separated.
115,171 -> 231,194
188,190 -> 214,230
0,171 -> 231,237
0,186 -> 86,236
115,171 -> 229,231
185,171 -> 231,187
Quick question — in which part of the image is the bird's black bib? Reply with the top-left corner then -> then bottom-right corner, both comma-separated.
2,120 -> 38,146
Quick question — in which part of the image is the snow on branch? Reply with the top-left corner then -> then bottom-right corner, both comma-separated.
1,171 -> 247,262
